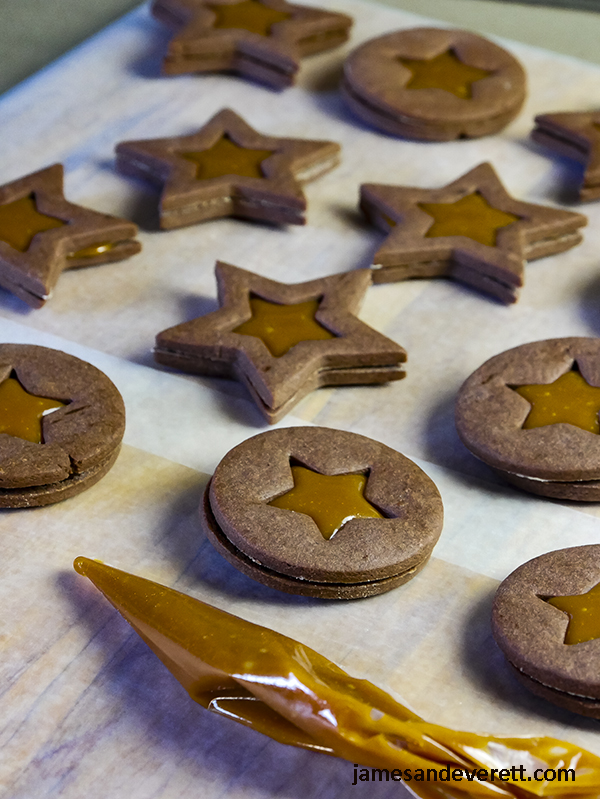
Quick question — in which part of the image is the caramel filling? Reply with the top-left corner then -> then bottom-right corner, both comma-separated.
418,192 -> 519,247
233,296 -> 335,357
0,375 -> 65,443
67,242 -> 116,260
0,194 -> 65,252
208,0 -> 290,36
399,49 -> 491,99
268,465 -> 383,539
513,368 -> 600,434
546,582 -> 600,645
181,136 -> 274,181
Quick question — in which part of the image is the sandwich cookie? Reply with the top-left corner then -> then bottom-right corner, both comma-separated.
202,426 -> 443,598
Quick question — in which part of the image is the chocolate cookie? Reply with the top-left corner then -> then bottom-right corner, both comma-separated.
155,262 -> 406,423
455,338 -> 600,499
532,110 -> 600,202
201,426 -> 443,598
116,108 -> 340,228
151,0 -> 353,89
0,344 -> 125,507
492,545 -> 600,717
0,165 -> 140,308
361,163 -> 587,303
341,28 -> 526,141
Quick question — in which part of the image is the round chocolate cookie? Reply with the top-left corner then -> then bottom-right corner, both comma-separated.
341,28 -> 526,141
455,338 -> 600,500
201,426 -> 443,598
0,344 -> 125,507
492,546 -> 600,717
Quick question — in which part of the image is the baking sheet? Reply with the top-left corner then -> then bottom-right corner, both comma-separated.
3,1 -> 600,796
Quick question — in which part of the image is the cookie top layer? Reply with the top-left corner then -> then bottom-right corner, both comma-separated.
0,344 -> 125,489
492,545 -> 600,699
207,426 -> 443,583
456,338 -> 600,481
342,28 -> 526,139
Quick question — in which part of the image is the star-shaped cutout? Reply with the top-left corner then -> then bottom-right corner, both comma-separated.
360,162 -> 587,304
116,108 -> 340,229
0,165 -> 141,308
268,464 -> 383,539
151,0 -> 353,88
400,49 -> 492,99
544,581 -> 600,645
154,261 -> 406,422
532,110 -> 600,201
0,374 -> 65,444
512,364 -> 600,434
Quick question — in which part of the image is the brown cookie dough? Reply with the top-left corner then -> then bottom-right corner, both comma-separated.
492,545 -> 600,717
341,28 -> 526,141
361,163 -> 587,303
0,344 -> 125,507
531,110 -> 600,202
201,426 -> 444,597
0,165 -> 141,308
155,261 -> 406,423
455,338 -> 600,499
116,108 -> 340,228
151,0 -> 353,89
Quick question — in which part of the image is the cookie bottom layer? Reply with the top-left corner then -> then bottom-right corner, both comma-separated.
201,487 -> 427,599
0,446 -> 121,508
498,469 -> 600,501
509,663 -> 600,718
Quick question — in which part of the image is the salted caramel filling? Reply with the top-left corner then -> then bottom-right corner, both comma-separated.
514,368 -> 600,434
418,192 -> 519,247
67,242 -> 116,259
268,465 -> 383,539
233,295 -> 335,357
208,0 -> 290,36
0,375 -> 65,443
399,49 -> 491,99
0,194 -> 65,252
181,136 -> 273,181
546,582 -> 600,645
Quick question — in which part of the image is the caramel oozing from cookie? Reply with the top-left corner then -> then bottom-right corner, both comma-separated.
399,49 -> 491,99
418,192 -> 519,247
208,0 -> 290,36
233,295 -> 335,357
0,194 -> 65,252
0,375 -> 65,443
546,582 -> 600,645
67,242 -> 116,260
268,465 -> 383,539
181,136 -> 274,181
514,368 -> 600,434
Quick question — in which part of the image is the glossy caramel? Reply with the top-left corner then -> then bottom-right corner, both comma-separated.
0,375 -> 65,443
233,296 -> 335,357
268,466 -> 383,539
547,582 -> 600,645
67,242 -> 116,260
399,49 -> 491,99
74,556 -> 600,793
418,192 -> 519,247
208,0 -> 290,36
0,194 -> 65,252
514,368 -> 600,434
181,136 -> 273,181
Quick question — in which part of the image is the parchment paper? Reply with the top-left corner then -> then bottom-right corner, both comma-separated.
2,1 -> 600,797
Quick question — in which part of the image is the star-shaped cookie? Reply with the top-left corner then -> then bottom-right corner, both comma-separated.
0,165 -> 141,308
360,162 -> 587,304
116,108 -> 340,229
154,261 -> 406,422
151,0 -> 352,88
532,110 -> 600,201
